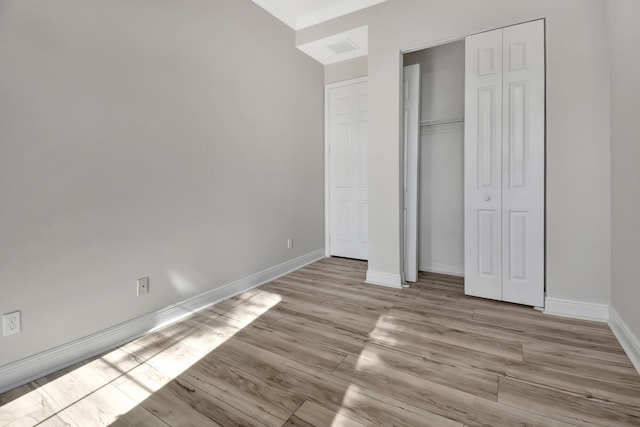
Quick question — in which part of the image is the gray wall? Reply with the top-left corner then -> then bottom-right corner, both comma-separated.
325,56 -> 368,84
608,0 -> 640,340
404,42 -> 465,124
0,0 -> 324,366
299,0 -> 612,304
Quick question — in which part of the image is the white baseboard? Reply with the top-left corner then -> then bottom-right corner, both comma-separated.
542,297 -> 610,322
0,249 -> 325,394
365,270 -> 403,289
419,261 -> 464,277
609,308 -> 640,376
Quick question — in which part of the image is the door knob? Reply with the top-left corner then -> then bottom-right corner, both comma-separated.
484,195 -> 491,201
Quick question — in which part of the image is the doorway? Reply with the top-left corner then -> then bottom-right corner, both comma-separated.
404,40 -> 466,279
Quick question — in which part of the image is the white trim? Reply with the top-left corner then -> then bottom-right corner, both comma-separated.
325,77 -> 369,94
609,308 -> 640,376
325,77 -> 369,259
0,249 -> 325,394
365,270 -> 403,289
402,36 -> 466,56
542,297 -> 610,322
419,261 -> 465,277
252,0 -> 297,29
296,0 -> 389,30
252,0 -> 389,30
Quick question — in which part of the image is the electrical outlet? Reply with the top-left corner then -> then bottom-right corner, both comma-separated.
3,311 -> 21,336
287,237 -> 293,249
137,277 -> 149,296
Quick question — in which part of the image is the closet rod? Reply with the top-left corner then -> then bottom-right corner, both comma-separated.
420,118 -> 464,127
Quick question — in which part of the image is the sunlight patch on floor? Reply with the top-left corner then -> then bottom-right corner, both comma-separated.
0,290 -> 282,426
354,345 -> 383,370
365,313 -> 397,347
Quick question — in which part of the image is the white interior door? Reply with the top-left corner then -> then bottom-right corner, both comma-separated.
328,80 -> 369,260
464,28 -> 504,301
404,64 -> 421,282
501,20 -> 545,306
464,20 -> 545,307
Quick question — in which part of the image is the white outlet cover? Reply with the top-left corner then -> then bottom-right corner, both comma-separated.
3,311 -> 21,336
137,277 -> 149,296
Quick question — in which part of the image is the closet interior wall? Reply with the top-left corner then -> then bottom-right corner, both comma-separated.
404,41 -> 465,276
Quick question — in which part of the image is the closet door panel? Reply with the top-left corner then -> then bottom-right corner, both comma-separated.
464,29 -> 503,300
403,64 -> 421,282
501,20 -> 545,306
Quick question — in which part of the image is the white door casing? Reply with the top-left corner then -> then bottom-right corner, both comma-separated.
403,64 -> 421,282
328,80 -> 369,260
464,28 -> 504,301
464,20 -> 544,307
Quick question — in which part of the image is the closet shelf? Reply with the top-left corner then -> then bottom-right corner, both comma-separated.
420,117 -> 464,127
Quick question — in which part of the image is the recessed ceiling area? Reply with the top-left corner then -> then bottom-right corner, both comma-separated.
252,0 -> 389,30
296,25 -> 368,65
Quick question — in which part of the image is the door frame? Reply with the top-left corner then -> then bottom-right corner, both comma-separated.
324,77 -> 369,258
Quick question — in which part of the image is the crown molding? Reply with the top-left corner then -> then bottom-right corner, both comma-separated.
253,0 -> 389,31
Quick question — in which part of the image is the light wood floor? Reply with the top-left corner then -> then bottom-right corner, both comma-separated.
2,257 -> 640,426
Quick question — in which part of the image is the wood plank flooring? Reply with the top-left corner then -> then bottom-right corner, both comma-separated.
1,257 -> 639,426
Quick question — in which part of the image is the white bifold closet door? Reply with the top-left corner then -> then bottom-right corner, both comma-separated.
464,20 -> 545,307
403,64 -> 421,283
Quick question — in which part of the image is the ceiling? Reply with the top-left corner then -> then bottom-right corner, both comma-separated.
252,0 -> 389,30
296,25 -> 368,65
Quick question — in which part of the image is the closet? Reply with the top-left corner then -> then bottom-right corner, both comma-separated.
403,19 -> 545,307
404,42 -> 465,279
